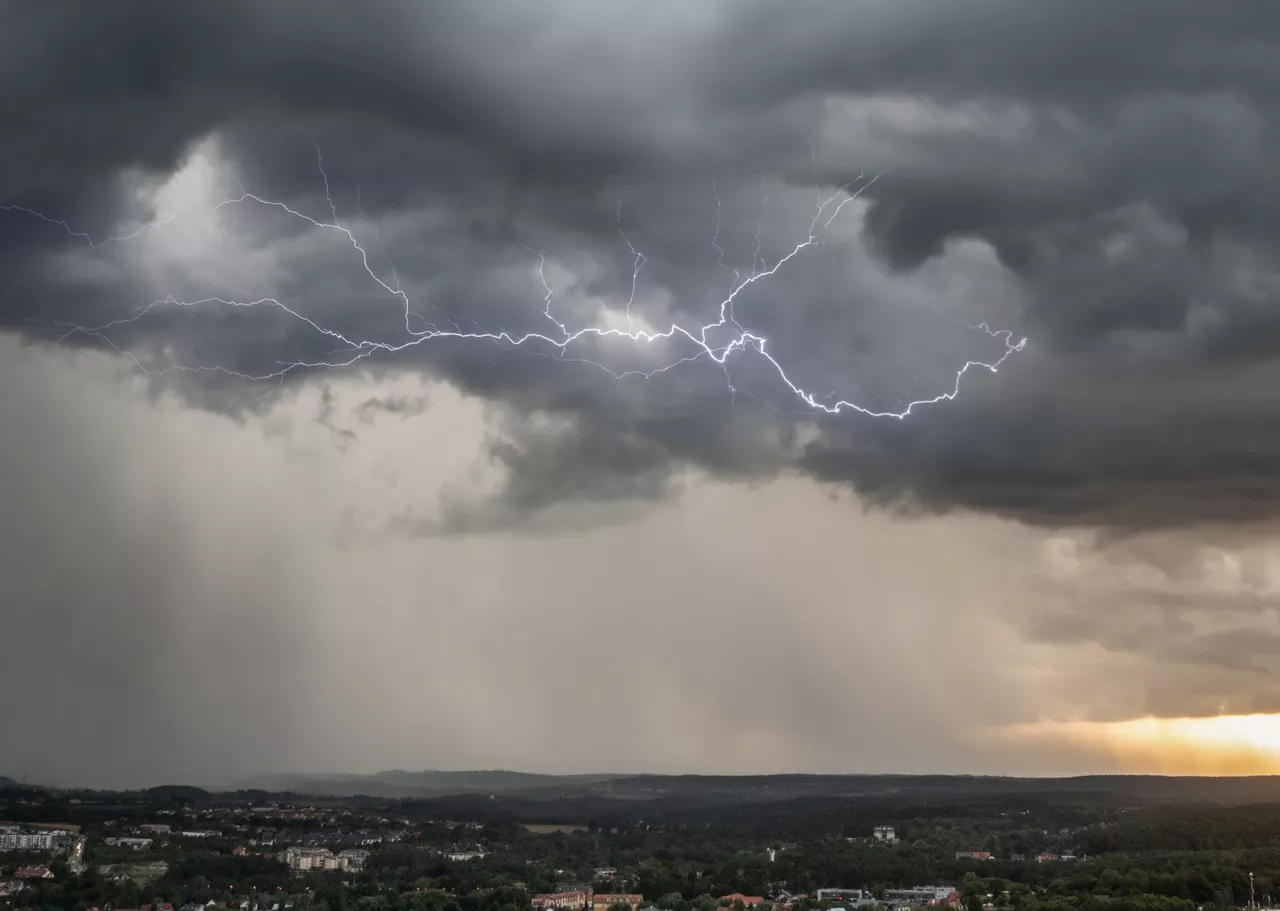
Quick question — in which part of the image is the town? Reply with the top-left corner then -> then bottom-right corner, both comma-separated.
0,776 -> 1268,911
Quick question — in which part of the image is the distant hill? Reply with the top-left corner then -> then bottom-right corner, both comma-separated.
230,770 -> 621,799
0,776 -> 17,789
225,771 -> 1280,804
144,784 -> 212,800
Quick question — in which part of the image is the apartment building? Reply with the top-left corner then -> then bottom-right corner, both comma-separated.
0,830 -> 58,851
283,847 -> 368,873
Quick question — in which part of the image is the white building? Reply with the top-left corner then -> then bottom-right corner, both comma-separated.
0,831 -> 58,851
104,837 -> 153,851
873,826 -> 898,844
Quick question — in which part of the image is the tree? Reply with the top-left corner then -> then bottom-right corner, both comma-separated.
659,892 -> 690,911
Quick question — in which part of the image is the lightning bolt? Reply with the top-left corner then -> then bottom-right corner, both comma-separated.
0,147 -> 1026,419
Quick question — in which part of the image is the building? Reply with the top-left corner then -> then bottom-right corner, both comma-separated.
339,849 -> 370,871
593,894 -> 644,911
14,865 -> 54,880
284,847 -> 335,872
884,888 -> 957,907
873,827 -> 898,844
138,824 -> 171,835
446,851 -> 486,861
533,892 -> 591,910
816,891 -> 869,905
721,896 -> 766,907
283,846 -> 367,873
0,830 -> 58,851
955,852 -> 992,861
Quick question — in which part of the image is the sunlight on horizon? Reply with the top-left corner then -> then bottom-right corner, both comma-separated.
1006,713 -> 1280,776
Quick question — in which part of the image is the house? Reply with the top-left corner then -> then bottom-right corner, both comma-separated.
14,865 -> 54,880
721,896 -> 766,907
956,851 -> 992,861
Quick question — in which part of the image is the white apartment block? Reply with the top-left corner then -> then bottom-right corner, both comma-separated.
0,831 -> 59,851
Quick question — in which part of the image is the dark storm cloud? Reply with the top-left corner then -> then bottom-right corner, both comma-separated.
7,0 -> 1280,529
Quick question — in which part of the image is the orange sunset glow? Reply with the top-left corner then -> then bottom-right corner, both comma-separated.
1007,714 -> 1280,775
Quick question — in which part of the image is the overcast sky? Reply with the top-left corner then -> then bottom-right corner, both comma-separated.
6,1 -> 1280,789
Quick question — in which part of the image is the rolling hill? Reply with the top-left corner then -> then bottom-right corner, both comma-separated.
224,771 -> 1280,805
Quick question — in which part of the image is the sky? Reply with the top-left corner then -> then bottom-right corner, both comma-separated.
5,0 -> 1280,789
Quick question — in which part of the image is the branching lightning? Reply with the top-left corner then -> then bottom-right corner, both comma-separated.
1,149 -> 1026,419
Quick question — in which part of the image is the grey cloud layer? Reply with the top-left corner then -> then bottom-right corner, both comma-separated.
6,1 -> 1280,528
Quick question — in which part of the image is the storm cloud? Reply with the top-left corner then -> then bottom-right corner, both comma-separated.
4,0 -> 1280,527
6,1 -> 1280,783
